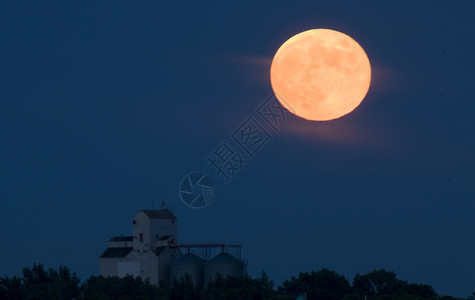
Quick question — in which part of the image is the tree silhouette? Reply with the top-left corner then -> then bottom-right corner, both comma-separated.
20,264 -> 80,300
0,275 -> 25,300
0,264 -> 470,300
279,268 -> 351,300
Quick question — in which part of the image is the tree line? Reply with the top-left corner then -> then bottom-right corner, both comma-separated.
0,264 -> 473,300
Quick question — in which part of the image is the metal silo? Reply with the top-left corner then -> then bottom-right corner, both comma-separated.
170,253 -> 204,285
203,252 -> 244,284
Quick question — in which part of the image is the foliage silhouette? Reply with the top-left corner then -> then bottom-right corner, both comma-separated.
0,264 -> 471,300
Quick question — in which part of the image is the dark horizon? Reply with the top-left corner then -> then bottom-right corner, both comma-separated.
5,263 -> 463,300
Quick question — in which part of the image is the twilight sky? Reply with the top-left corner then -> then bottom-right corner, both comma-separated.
1,1 -> 474,297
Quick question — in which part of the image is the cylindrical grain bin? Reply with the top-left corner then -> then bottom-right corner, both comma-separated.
170,253 -> 204,285
203,252 -> 244,284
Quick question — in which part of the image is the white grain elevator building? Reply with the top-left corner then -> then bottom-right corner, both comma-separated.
99,208 -> 244,285
99,209 -> 182,285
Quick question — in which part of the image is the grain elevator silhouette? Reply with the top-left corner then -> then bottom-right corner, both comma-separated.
99,209 -> 244,285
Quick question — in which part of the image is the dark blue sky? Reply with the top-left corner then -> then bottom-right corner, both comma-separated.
1,1 -> 474,297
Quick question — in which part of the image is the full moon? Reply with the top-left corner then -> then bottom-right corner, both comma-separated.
270,29 -> 371,121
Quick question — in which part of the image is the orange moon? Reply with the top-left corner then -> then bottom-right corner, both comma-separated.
270,29 -> 371,121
